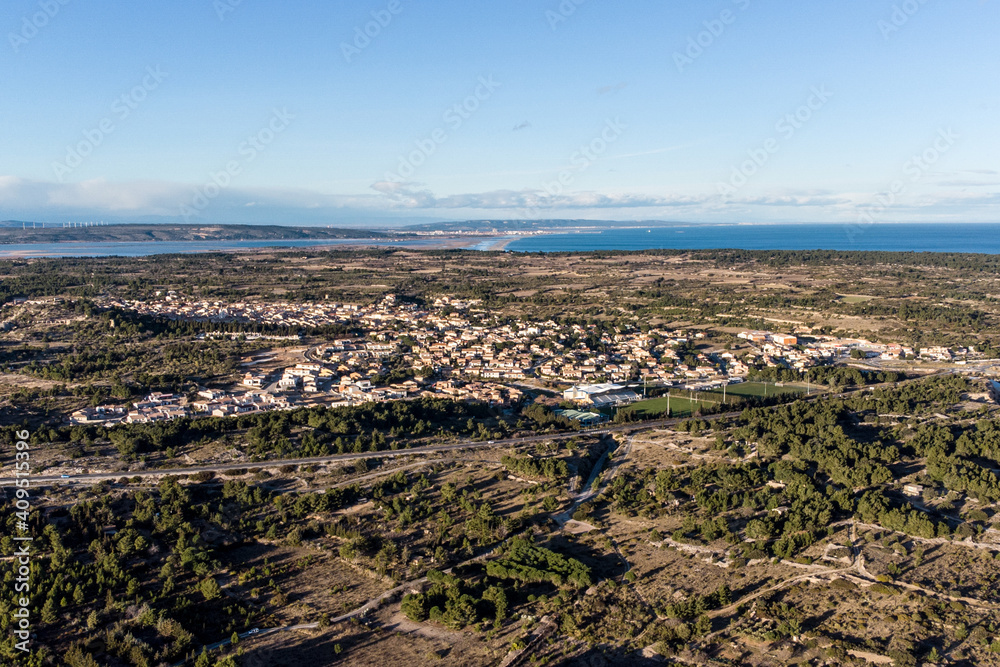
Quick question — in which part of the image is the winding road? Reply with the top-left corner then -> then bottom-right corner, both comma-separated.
0,416 -> 718,487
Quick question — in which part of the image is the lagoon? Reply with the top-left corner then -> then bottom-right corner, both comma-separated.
0,237 -> 446,258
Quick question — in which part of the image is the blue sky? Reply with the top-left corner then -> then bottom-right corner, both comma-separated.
1,0 -> 997,226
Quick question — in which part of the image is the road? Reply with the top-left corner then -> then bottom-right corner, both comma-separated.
0,417 -> 700,487
6,380 -> 890,488
555,433 -> 635,525
165,378 -> 919,661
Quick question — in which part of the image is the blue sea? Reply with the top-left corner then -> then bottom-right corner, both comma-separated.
502,223 -> 1000,254
3,223 -> 1000,257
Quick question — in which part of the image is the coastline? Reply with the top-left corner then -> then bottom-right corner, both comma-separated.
489,236 -> 524,251
6,222 -> 1000,258
0,234 -> 503,259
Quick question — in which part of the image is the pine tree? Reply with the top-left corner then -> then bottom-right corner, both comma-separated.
199,577 -> 221,600
41,597 -> 58,624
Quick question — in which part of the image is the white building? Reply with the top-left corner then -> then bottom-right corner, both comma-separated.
562,383 -> 640,407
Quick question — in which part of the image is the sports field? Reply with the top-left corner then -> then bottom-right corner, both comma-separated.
622,395 -> 720,418
708,381 -> 807,399
622,382 -> 808,418
835,294 -> 878,304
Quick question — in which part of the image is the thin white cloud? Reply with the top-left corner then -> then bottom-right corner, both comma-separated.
607,144 -> 692,160
937,180 -> 1000,187
1,174 -> 996,224
0,175 -> 393,223
369,182 -> 854,211
371,181 -> 698,209
0,176 -> 184,214
735,194 -> 853,207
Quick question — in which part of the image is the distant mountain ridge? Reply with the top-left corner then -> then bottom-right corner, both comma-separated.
0,220 -> 42,228
0,223 -> 398,244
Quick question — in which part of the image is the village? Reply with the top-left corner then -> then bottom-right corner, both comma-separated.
72,292 -> 980,427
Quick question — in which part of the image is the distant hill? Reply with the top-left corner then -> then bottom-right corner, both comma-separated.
0,220 -> 42,228
0,224 -> 400,244
401,219 -> 688,233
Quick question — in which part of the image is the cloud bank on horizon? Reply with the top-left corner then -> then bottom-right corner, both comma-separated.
2,1 -> 997,226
